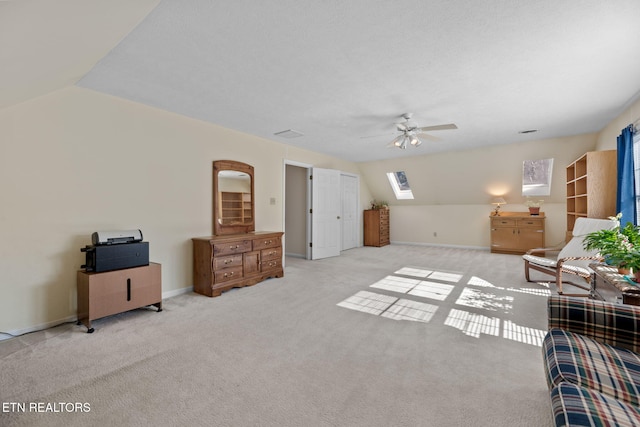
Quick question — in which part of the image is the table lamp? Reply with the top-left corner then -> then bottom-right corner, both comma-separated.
491,197 -> 506,216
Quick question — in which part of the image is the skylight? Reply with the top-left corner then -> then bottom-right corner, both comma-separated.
386,171 -> 414,200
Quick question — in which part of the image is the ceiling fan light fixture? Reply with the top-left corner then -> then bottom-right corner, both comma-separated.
410,135 -> 421,146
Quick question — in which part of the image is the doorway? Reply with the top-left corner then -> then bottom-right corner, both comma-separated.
284,161 -> 360,260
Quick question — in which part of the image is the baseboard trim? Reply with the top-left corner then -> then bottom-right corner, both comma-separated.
285,252 -> 306,259
162,286 -> 192,299
0,315 -> 78,341
392,241 -> 490,251
0,286 -> 195,341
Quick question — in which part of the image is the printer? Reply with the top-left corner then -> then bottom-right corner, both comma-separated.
81,229 -> 149,273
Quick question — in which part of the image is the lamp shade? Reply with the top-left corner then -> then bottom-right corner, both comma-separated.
491,197 -> 506,205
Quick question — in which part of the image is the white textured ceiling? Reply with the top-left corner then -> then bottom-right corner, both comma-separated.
6,1 -> 640,162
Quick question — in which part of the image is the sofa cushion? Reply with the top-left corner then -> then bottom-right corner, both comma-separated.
548,295 -> 640,353
543,328 -> 640,406
551,382 -> 640,427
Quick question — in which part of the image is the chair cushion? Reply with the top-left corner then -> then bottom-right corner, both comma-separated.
558,217 -> 618,270
543,328 -> 640,406
523,254 -> 557,268
551,382 -> 640,427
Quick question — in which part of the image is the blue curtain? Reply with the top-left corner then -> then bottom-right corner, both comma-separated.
617,125 -> 636,226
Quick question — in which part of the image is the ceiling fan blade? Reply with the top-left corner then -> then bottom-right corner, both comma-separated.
417,123 -> 458,132
416,133 -> 441,142
396,122 -> 408,132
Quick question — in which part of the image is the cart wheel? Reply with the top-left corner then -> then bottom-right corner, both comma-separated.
87,328 -> 94,334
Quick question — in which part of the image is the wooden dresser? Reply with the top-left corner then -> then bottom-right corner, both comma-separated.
364,209 -> 390,247
490,212 -> 545,254
192,231 -> 284,297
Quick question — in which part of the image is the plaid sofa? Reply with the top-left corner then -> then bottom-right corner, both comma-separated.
543,295 -> 640,426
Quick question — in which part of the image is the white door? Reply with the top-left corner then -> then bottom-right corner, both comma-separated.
311,168 -> 341,260
341,173 -> 359,251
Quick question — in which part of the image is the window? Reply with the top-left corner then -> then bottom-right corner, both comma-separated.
522,158 -> 553,196
387,171 -> 414,200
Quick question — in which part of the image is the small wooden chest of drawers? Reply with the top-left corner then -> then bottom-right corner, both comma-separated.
192,231 -> 284,297
490,212 -> 545,254
364,209 -> 390,247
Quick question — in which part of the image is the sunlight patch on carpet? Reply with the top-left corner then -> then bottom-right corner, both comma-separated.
429,271 -> 463,282
455,287 -> 514,313
381,299 -> 438,323
408,281 -> 454,301
505,287 -> 551,296
337,291 -> 437,323
394,267 -> 433,278
444,308 -> 500,338
370,275 -> 421,293
467,276 -> 497,287
503,320 -> 546,347
337,291 -> 397,315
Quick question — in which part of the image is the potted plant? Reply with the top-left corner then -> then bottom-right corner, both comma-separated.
583,213 -> 640,274
369,200 -> 389,210
525,198 -> 544,215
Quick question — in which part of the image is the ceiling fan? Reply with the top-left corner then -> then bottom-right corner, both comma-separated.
386,113 -> 457,150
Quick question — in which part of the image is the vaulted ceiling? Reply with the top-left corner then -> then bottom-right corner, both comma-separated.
3,0 -> 640,162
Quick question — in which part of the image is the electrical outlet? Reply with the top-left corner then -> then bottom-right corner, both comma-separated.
270,197 -> 276,205
433,232 -> 437,237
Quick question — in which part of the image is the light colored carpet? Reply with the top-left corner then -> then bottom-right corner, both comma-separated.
0,244 -> 563,427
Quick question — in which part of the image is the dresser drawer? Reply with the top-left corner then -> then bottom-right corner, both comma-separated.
518,218 -> 544,228
253,236 -> 280,250
214,266 -> 243,283
213,240 -> 252,256
261,246 -> 282,262
262,258 -> 282,272
212,254 -> 243,271
491,218 -> 517,227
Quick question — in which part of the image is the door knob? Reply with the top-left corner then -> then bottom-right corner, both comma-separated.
337,216 -> 341,219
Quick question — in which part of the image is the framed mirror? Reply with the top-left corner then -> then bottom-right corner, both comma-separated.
213,160 -> 255,235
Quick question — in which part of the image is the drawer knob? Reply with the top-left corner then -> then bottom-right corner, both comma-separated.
224,272 -> 235,278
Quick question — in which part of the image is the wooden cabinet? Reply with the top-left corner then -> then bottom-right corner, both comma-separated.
490,212 -> 545,254
77,263 -> 162,333
364,209 -> 390,247
566,150 -> 617,235
192,231 -> 284,297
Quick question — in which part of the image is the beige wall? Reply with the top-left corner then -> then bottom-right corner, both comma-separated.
596,97 -> 640,151
0,86 -> 370,334
1,84 -> 634,334
357,134 -> 598,247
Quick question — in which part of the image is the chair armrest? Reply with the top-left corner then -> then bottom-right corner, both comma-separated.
526,242 -> 565,255
557,255 -> 602,264
548,295 -> 640,352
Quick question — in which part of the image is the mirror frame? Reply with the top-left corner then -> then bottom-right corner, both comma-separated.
213,160 -> 255,235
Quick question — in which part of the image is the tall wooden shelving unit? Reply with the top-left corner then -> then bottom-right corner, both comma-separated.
220,192 -> 252,225
566,150 -> 617,235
